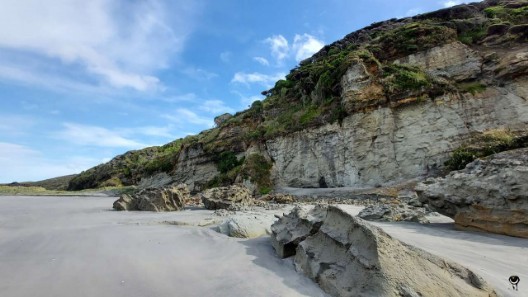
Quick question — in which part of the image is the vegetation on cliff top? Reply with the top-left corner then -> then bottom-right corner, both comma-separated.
67,0 -> 528,191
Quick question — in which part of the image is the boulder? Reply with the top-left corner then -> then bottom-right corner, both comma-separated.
358,204 -> 429,223
214,214 -> 275,238
201,185 -> 253,210
113,184 -> 189,212
271,205 -> 497,297
261,193 -> 296,204
417,148 -> 528,238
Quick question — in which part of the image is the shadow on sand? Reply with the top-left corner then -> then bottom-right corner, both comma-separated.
240,237 -> 328,297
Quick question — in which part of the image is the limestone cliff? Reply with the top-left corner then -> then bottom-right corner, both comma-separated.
68,0 -> 528,192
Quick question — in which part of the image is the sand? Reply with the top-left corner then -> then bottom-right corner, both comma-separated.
0,196 -> 526,297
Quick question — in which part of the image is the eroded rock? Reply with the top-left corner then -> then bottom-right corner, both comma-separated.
272,205 -> 497,297
113,184 -> 189,212
271,206 -> 327,258
201,185 -> 253,210
417,148 -> 528,238
261,193 -> 297,204
214,214 -> 275,238
357,204 -> 429,223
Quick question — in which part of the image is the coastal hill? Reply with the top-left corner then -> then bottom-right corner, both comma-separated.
62,0 -> 528,193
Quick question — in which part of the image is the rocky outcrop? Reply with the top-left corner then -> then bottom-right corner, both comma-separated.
268,81 -> 528,188
271,206 -> 327,258
67,0 -> 528,192
357,204 -> 429,223
261,193 -> 296,204
271,205 -> 497,297
201,185 -> 253,210
113,184 -> 189,212
416,148 -> 528,238
214,214 -> 275,238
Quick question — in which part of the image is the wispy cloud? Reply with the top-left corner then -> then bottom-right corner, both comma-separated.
182,67 -> 218,81
231,72 -> 285,87
253,57 -> 270,66
0,0 -> 199,92
55,123 -> 145,148
199,100 -> 235,114
0,142 -> 107,182
163,108 -> 213,127
220,51 -> 232,63
0,114 -> 36,137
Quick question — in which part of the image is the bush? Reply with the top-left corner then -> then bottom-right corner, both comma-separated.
217,151 -> 243,174
241,153 -> 273,195
382,64 -> 432,95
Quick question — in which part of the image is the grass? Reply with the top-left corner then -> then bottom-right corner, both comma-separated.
457,82 -> 487,95
457,26 -> 487,45
0,185 -> 135,196
445,128 -> 526,171
484,5 -> 528,25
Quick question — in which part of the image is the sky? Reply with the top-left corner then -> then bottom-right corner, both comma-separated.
0,0 -> 471,182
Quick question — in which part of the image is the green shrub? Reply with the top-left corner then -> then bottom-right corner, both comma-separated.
217,151 -> 243,174
241,153 -> 273,195
484,5 -> 528,24
382,64 -> 431,94
457,26 -> 487,44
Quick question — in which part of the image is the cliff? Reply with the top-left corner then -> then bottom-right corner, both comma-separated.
68,0 -> 528,193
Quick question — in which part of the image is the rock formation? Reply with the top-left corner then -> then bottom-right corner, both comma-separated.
214,214 -> 275,238
201,185 -> 253,210
357,204 -> 429,223
67,0 -> 528,194
261,193 -> 296,204
416,148 -> 528,238
113,184 -> 189,212
271,205 -> 497,297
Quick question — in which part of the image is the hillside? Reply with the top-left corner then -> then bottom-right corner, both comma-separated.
67,0 -> 528,193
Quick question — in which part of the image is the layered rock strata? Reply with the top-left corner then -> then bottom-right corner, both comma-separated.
113,184 -> 189,212
201,185 -> 253,210
417,148 -> 528,238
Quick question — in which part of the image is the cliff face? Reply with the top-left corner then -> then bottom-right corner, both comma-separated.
68,0 -> 528,192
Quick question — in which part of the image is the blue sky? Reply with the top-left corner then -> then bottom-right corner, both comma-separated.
0,0 -> 470,182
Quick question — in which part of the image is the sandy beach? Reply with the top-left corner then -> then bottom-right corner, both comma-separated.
0,196 -> 526,297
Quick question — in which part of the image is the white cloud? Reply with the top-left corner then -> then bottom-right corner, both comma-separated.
253,57 -> 270,66
0,142 -> 106,182
264,35 -> 289,61
231,72 -> 285,87
442,1 -> 468,7
292,34 -> 325,62
55,123 -> 145,148
163,108 -> 213,127
262,33 -> 324,64
0,0 -> 198,91
199,100 -> 235,114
